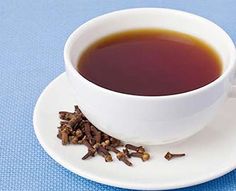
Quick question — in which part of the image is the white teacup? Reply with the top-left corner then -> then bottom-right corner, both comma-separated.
64,8 -> 236,145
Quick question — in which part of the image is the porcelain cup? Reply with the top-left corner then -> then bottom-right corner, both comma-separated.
64,8 -> 236,145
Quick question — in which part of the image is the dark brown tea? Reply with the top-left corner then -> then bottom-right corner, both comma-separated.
77,29 -> 222,96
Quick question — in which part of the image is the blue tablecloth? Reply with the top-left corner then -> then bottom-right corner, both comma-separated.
1,1 -> 236,190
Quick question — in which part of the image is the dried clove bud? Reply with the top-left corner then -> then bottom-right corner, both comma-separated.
106,145 -> 119,153
67,113 -> 82,128
61,130 -> 69,145
90,125 -> 98,134
78,135 -> 86,144
60,124 -> 73,133
101,139 -> 110,147
82,150 -> 95,160
101,133 -> 110,142
59,111 -> 74,120
104,139 -> 110,145
60,125 -> 72,145
72,122 -> 80,131
106,146 -> 132,166
71,136 -> 79,144
81,139 -> 96,160
74,105 -> 81,113
110,138 -> 123,147
123,148 -> 131,158
142,152 -> 150,161
60,121 -> 68,126
116,152 -> 132,166
130,152 -> 150,161
91,126 -> 101,143
82,139 -> 95,151
75,129 -> 83,138
83,123 -> 95,145
97,146 -> 112,162
95,131 -> 101,144
74,105 -> 87,119
70,131 -> 76,136
164,152 -> 185,161
125,144 -> 145,154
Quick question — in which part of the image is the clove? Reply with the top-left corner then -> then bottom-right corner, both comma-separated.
74,105 -> 87,119
59,111 -> 74,120
60,125 -> 71,145
83,122 -> 95,145
125,144 -> 145,154
67,113 -> 82,128
110,138 -> 123,147
75,129 -> 83,138
81,139 -> 96,160
101,133 -> 110,142
61,130 -> 69,145
164,152 -> 185,161
91,126 -> 101,143
116,152 -> 132,166
60,121 -> 68,126
130,152 -> 150,161
97,146 -> 112,162
71,136 -> 79,144
101,139 -> 110,147
106,146 -> 132,166
123,148 -> 131,158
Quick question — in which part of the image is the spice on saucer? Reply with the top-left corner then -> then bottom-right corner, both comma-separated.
57,105 -> 151,166
57,105 -> 186,166
164,152 -> 186,160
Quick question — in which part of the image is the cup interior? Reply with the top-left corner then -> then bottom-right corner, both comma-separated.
65,8 -> 235,83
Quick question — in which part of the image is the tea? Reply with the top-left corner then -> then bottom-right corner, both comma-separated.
77,29 -> 222,96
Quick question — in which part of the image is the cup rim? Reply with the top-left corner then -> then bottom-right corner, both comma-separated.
64,8 -> 236,99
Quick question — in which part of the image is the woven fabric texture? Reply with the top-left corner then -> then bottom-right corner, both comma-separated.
0,0 -> 236,190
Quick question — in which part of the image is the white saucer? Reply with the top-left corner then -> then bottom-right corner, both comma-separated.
33,73 -> 236,190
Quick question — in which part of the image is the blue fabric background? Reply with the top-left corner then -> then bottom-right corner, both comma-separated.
1,0 -> 236,190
